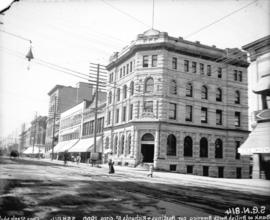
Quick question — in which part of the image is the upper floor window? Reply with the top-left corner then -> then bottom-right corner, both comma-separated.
117,88 -> 120,101
216,88 -> 222,102
123,66 -> 126,76
120,135 -> 125,155
120,68 -> 122,78
170,80 -> 177,95
113,135 -> 118,154
235,112 -> 241,127
167,134 -> 176,156
109,72 -> 114,83
216,109 -> 222,125
145,77 -> 154,93
200,63 -> 204,74
129,104 -> 133,120
185,105 -> 192,122
215,139 -> 223,158
126,64 -> 129,74
130,61 -> 133,72
152,55 -> 157,67
234,70 -> 238,81
169,103 -> 176,120
115,109 -> 119,123
235,141 -> 241,159
172,57 -> 177,70
201,107 -> 208,123
143,55 -> 149,68
184,60 -> 189,72
235,90 -> 240,104
239,71 -> 242,82
123,85 -> 127,99
201,86 -> 208,100
108,91 -> 112,104
186,83 -> 193,97
143,101 -> 153,113
218,67 -> 222,78
127,135 -> 132,155
107,111 -> 111,125
192,62 -> 197,73
122,106 -> 126,122
130,81 -> 134,96
207,65 -> 211,76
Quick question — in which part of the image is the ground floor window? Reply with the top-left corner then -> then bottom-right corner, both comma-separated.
187,165 -> 193,174
236,167 -> 242,179
218,167 -> 224,178
170,164 -> 177,171
203,166 -> 209,176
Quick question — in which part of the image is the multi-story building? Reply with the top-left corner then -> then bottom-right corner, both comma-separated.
104,29 -> 250,178
45,82 -> 93,153
240,35 -> 270,179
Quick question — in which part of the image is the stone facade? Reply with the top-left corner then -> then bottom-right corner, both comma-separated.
104,29 -> 250,178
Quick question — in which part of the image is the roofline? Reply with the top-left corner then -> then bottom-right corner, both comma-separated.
242,35 -> 270,51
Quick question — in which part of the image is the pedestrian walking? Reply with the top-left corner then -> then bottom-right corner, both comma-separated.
108,159 -> 115,174
76,154 -> 81,166
63,150 -> 68,166
147,164 -> 154,177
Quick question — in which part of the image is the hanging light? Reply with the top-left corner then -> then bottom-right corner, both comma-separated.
26,41 -> 34,61
25,40 -> 34,70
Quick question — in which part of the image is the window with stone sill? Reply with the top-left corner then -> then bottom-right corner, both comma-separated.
143,101 -> 153,113
192,61 -> 197,73
145,77 -> 154,93
201,86 -> 208,100
184,60 -> 189,72
235,91 -> 240,104
172,57 -> 177,70
170,80 -> 177,95
218,67 -> 222,78
235,112 -> 241,127
200,63 -> 204,74
201,107 -> 208,123
200,137 -> 208,157
123,85 -> 127,99
216,88 -> 222,102
152,55 -> 157,67
169,103 -> 176,120
184,136 -> 193,157
186,83 -> 193,97
143,55 -> 149,68
216,109 -> 222,125
207,65 -> 211,76
185,105 -> 193,122
130,81 -> 134,96
116,88 -> 120,101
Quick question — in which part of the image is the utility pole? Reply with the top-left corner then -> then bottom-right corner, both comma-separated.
32,112 -> 37,156
89,62 -> 107,164
51,96 -> 57,160
93,64 -> 100,154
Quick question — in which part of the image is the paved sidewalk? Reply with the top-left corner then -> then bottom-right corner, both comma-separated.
22,157 -> 270,196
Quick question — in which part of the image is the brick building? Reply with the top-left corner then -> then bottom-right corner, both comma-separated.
104,29 -> 250,178
45,82 -> 93,153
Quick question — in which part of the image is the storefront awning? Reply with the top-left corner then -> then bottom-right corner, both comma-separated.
23,146 -> 45,154
68,137 -> 101,153
53,139 -> 79,153
253,75 -> 270,94
238,122 -> 270,155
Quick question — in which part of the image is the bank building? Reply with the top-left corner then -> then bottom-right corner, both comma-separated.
103,29 -> 250,178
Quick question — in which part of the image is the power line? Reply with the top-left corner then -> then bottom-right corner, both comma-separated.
100,0 -> 150,28
0,29 -> 32,43
184,0 -> 258,39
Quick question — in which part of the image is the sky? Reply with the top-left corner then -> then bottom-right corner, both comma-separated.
0,0 -> 269,139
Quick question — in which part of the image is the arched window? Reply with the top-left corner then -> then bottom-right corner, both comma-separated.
145,77 -> 154,93
120,135 -> 125,155
117,88 -> 120,101
186,83 -> 193,97
130,81 -> 134,96
105,137 -> 109,150
235,90 -> 240,104
215,139 -> 223,158
201,86 -> 208,100
127,135 -> 131,155
200,137 -> 208,157
167,134 -> 176,156
184,136 -> 193,157
114,136 -> 118,154
216,88 -> 222,102
108,91 -> 112,104
123,85 -> 127,99
141,133 -> 154,141
170,80 -> 177,95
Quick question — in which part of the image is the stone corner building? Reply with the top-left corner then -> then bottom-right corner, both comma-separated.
104,29 -> 250,178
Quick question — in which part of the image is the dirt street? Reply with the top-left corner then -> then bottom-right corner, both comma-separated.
0,157 -> 269,220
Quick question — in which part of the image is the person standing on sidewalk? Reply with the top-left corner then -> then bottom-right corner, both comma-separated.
147,164 -> 154,177
76,154 -> 81,166
108,159 -> 115,174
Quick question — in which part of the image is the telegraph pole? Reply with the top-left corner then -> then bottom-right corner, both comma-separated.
51,96 -> 57,160
93,64 -> 100,154
32,112 -> 37,156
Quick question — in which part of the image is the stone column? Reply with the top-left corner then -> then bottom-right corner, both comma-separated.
133,129 -> 139,164
154,128 -> 160,169
252,153 -> 260,179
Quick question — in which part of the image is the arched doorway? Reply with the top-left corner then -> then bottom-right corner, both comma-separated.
141,133 -> 154,163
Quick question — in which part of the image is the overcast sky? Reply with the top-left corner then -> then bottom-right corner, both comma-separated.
0,0 -> 269,138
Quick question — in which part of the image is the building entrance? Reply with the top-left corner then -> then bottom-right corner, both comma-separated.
141,144 -> 154,163
141,133 -> 155,163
